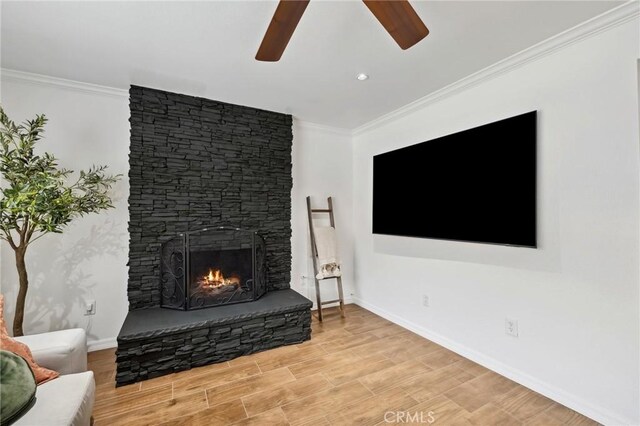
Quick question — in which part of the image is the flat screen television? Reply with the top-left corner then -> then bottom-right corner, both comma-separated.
372,111 -> 537,247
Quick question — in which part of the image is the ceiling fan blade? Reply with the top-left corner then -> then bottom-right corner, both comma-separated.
256,0 -> 310,62
362,0 -> 429,50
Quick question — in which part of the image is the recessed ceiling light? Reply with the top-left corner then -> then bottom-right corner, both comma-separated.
356,73 -> 369,81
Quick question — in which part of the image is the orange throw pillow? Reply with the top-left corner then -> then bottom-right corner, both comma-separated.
0,294 -> 59,385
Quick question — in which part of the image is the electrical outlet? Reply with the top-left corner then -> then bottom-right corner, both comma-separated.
85,300 -> 96,316
422,295 -> 429,307
505,318 -> 518,337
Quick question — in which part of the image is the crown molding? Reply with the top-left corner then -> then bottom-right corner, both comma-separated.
293,118 -> 352,137
353,0 -> 640,137
1,69 -> 128,98
0,69 -> 353,138
2,1 -> 637,133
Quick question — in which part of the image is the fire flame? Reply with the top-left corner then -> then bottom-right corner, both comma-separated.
201,268 -> 240,289
207,269 -> 222,283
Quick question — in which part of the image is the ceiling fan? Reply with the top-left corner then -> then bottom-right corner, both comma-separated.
256,0 -> 429,62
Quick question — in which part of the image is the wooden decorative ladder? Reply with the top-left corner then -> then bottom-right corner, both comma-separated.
306,196 -> 346,322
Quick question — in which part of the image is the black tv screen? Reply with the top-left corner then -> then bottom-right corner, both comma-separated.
373,111 -> 537,247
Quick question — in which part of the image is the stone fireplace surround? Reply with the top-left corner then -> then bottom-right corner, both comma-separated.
117,86 -> 311,386
116,290 -> 311,386
127,85 -> 294,310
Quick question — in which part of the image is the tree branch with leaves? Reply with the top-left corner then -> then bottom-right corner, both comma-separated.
0,106 -> 121,336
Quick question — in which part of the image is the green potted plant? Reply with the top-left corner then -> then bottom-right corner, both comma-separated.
0,106 -> 121,336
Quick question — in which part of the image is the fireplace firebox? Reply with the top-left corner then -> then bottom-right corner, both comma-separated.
160,227 -> 266,310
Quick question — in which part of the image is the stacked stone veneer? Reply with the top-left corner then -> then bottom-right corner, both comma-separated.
128,86 -> 293,310
116,291 -> 312,386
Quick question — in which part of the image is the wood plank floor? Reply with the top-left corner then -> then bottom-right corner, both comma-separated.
89,304 -> 599,425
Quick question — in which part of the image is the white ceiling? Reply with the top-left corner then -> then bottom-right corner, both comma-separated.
1,1 -> 622,129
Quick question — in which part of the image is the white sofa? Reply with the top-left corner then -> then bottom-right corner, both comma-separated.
14,329 -> 95,426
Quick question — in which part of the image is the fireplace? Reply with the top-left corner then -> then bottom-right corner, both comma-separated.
160,227 -> 266,310
118,87 -> 311,386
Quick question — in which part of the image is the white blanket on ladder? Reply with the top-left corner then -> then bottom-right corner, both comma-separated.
314,226 -> 342,279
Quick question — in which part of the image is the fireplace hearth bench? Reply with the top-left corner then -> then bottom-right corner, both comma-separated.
115,289 -> 312,386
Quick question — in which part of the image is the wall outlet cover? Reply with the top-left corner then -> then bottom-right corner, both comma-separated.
85,300 -> 96,316
505,318 -> 518,337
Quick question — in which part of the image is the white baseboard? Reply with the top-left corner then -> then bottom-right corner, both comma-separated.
351,297 -> 634,426
310,296 -> 355,310
88,337 -> 117,352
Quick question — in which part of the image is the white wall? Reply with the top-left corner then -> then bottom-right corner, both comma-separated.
0,75 -> 130,350
1,8 -> 637,424
0,74 -> 355,349
291,121 -> 354,307
352,17 -> 640,426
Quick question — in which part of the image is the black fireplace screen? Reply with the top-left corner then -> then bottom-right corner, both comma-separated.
160,227 -> 267,310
